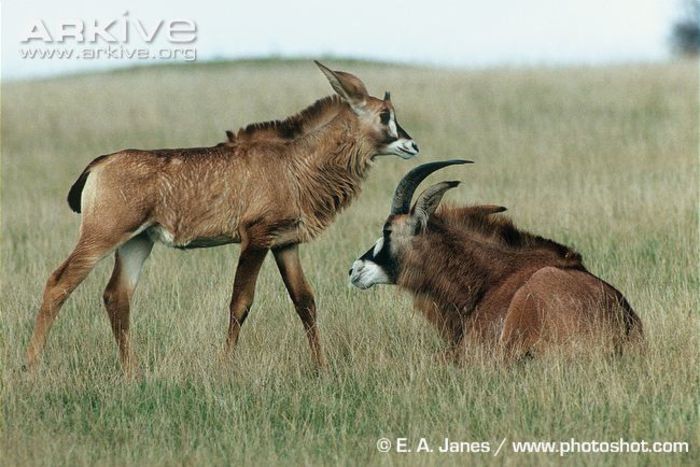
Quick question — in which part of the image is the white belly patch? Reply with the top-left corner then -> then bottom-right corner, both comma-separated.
146,225 -> 236,249
146,225 -> 178,247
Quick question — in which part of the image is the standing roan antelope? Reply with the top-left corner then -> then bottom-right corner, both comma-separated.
349,161 -> 643,361
26,61 -> 419,372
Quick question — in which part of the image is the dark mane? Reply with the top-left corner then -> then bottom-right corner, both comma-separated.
230,95 -> 345,143
437,204 -> 583,265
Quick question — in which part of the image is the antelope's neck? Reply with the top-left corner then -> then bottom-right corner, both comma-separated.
398,233 -> 501,316
291,111 -> 375,240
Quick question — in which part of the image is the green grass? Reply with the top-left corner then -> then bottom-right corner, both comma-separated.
2,59 -> 698,466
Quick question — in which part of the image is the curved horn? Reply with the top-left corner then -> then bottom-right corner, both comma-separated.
390,159 -> 472,215
413,181 -> 461,230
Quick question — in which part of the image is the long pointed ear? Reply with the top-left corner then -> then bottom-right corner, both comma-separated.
411,181 -> 460,232
462,205 -> 507,216
314,61 -> 368,111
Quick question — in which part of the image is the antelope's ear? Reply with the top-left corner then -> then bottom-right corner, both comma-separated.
315,61 -> 368,111
411,181 -> 460,233
472,205 -> 507,216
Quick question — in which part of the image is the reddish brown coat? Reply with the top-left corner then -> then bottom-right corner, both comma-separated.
397,205 -> 643,360
27,62 -> 419,374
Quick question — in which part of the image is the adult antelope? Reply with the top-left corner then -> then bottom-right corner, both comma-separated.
26,61 -> 419,372
349,161 -> 643,361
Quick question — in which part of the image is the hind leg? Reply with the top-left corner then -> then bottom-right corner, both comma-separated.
499,288 -> 543,362
26,232 -> 123,368
103,234 -> 153,373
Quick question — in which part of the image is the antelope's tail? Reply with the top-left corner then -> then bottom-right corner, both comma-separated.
67,155 -> 109,213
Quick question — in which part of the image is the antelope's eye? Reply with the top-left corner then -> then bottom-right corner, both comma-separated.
379,111 -> 391,125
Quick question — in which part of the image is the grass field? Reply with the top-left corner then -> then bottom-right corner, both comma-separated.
1,59 -> 698,466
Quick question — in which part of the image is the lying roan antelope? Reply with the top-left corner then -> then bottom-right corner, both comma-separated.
26,61 -> 419,372
349,161 -> 643,361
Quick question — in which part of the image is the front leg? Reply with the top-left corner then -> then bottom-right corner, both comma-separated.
433,347 -> 459,365
433,342 -> 467,366
224,245 -> 269,357
273,244 -> 326,368
434,327 -> 469,365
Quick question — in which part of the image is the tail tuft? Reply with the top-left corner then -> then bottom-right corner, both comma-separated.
66,154 -> 108,213
67,171 -> 90,213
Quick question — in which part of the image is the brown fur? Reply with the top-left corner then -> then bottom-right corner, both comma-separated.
438,204 -> 583,264
27,63 -> 417,373
393,205 -> 643,361
233,95 -> 344,143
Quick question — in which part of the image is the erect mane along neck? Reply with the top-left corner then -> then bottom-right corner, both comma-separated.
234,95 -> 346,143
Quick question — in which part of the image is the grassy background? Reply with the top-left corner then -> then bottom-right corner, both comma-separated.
2,59 -> 698,465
